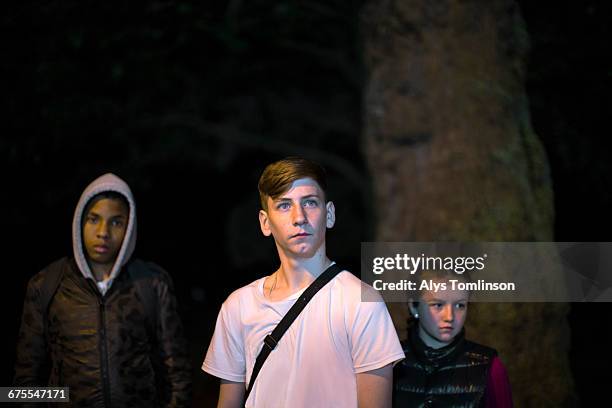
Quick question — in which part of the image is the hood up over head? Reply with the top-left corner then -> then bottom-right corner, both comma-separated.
72,173 -> 137,294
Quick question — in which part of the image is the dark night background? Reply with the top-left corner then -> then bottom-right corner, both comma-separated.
2,1 -> 610,406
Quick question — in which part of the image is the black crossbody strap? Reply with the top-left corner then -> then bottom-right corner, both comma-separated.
244,263 -> 343,401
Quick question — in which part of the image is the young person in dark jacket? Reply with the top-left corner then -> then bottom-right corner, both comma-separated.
14,173 -> 192,407
394,270 -> 513,408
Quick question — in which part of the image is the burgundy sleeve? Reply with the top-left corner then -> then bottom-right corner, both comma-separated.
484,356 -> 513,408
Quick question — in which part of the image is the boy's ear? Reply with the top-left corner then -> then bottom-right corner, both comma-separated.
259,210 -> 272,236
325,201 -> 336,229
408,300 -> 419,317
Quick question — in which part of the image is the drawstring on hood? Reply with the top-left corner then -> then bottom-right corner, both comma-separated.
72,173 -> 137,294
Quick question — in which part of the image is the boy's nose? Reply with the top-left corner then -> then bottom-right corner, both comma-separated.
292,206 -> 307,225
442,305 -> 454,322
96,222 -> 109,238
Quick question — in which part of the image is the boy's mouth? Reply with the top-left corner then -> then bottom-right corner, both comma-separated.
93,245 -> 109,254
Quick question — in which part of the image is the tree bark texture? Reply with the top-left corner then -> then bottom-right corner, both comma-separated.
361,0 -> 573,405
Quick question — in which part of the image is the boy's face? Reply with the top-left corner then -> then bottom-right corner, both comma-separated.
411,281 -> 468,349
259,178 -> 335,259
82,197 -> 129,268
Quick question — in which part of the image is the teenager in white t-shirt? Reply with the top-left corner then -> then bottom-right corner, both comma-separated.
202,157 -> 404,407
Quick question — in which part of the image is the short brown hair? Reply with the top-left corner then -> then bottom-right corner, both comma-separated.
258,157 -> 328,210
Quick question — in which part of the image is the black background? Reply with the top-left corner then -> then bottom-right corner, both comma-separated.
2,1 -> 610,405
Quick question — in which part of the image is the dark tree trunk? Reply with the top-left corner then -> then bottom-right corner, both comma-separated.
361,0 -> 573,405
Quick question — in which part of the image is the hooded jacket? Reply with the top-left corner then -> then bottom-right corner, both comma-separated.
14,174 -> 191,407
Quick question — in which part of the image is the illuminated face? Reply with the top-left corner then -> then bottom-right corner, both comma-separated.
259,178 -> 335,259
82,197 -> 129,270
410,281 -> 468,349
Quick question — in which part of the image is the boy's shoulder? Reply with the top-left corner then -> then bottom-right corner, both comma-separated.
220,268 -> 384,309
222,269 -> 383,299
126,259 -> 171,282
223,277 -> 266,307
332,270 -> 384,303
21,257 -> 74,313
28,257 -> 73,288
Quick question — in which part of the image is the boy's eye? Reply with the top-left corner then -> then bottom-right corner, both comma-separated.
277,202 -> 290,210
303,199 -> 318,207
111,219 -> 124,227
455,303 -> 467,310
86,216 -> 98,224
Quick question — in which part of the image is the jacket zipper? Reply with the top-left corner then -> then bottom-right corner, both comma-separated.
98,296 -> 111,407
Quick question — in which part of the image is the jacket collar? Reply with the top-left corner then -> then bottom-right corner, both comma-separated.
409,325 -> 466,369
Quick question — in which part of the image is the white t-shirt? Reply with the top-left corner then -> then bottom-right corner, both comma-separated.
202,269 -> 405,408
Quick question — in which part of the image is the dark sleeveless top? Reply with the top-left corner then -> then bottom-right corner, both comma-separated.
393,326 -> 497,408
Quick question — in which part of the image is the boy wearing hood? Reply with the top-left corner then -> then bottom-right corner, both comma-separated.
14,173 -> 192,407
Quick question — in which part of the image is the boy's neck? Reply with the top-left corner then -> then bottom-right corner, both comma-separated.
271,247 -> 333,294
89,261 -> 113,282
